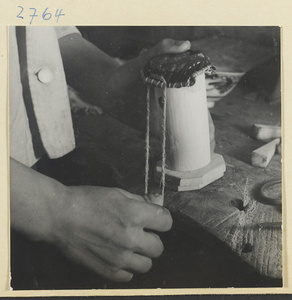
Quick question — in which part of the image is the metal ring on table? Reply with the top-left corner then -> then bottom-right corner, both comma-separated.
260,179 -> 282,205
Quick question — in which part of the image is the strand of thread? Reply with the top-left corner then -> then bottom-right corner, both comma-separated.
144,86 -> 151,195
160,81 -> 167,200
144,77 -> 167,201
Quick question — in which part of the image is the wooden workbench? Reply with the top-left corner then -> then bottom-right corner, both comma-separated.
70,72 -> 282,282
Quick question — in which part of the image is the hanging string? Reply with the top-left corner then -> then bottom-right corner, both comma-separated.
144,76 -> 167,201
144,85 -> 151,195
160,81 -> 167,200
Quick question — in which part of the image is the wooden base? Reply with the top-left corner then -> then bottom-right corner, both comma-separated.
155,153 -> 226,191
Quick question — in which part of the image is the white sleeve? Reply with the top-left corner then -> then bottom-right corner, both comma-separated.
54,26 -> 81,39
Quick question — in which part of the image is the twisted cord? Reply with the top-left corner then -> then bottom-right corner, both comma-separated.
144,85 -> 151,195
160,80 -> 167,200
144,76 -> 167,201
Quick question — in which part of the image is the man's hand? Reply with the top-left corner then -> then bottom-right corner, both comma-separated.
149,38 -> 191,56
51,186 -> 172,282
52,186 -> 172,282
10,158 -> 173,282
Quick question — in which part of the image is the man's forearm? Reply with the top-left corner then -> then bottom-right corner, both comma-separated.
10,158 -> 67,242
58,33 -> 153,107
58,33 -> 119,107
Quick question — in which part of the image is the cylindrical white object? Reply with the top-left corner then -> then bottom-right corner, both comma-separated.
153,73 -> 211,172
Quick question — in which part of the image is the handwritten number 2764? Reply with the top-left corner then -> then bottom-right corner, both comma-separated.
17,7 -> 65,24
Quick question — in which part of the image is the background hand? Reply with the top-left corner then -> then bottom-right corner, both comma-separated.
152,38 -> 191,55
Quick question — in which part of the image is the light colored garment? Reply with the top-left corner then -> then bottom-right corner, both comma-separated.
9,26 -> 79,167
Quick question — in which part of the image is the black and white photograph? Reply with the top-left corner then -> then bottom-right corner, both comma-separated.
9,26 -> 282,290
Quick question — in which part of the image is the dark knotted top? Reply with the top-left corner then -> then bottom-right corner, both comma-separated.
141,50 -> 216,88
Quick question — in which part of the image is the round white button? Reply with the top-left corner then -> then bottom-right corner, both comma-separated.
37,68 -> 53,83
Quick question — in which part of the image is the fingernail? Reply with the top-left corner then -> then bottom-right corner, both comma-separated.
175,40 -> 187,46
148,193 -> 164,206
152,188 -> 162,197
